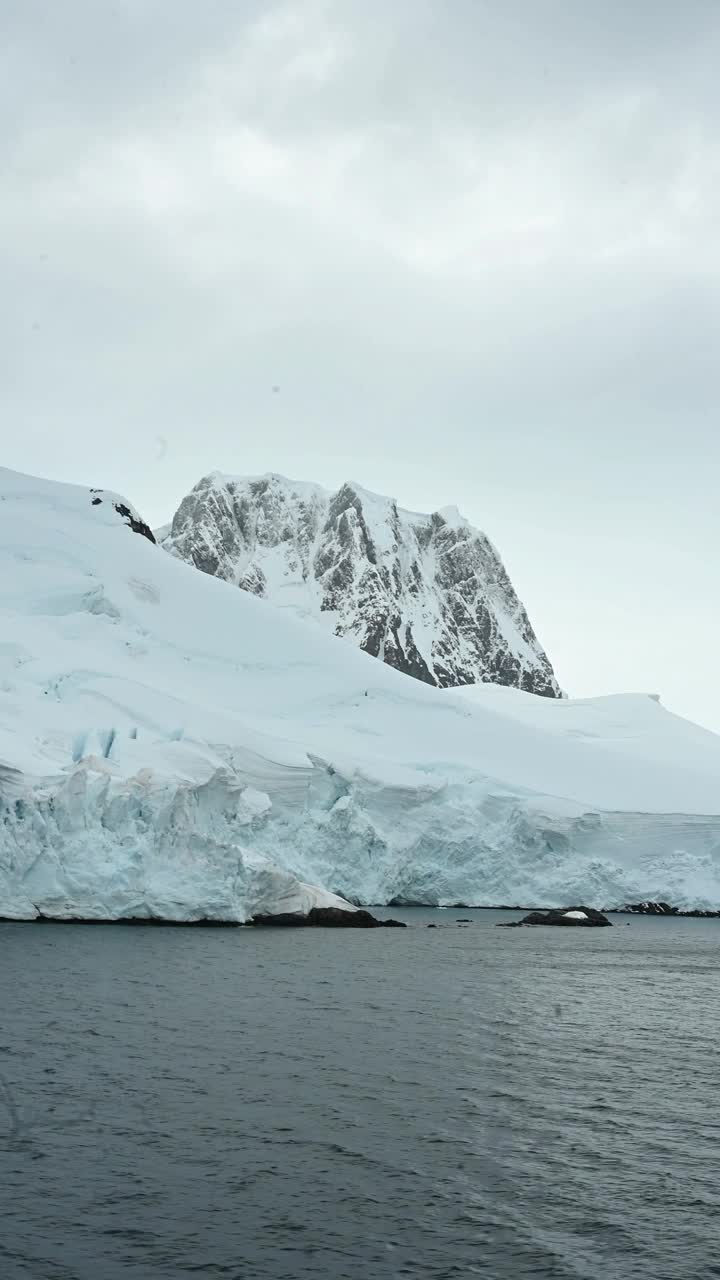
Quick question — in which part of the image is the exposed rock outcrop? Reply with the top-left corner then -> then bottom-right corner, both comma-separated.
89,490 -> 157,543
252,907 -> 406,927
499,906 -> 612,927
160,472 -> 560,695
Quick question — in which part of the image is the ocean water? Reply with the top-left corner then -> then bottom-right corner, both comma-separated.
1,910 -> 718,1279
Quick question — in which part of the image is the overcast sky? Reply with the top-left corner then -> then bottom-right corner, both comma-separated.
3,0 -> 719,729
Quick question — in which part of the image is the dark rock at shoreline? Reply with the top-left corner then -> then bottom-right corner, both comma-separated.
617,901 -> 720,918
5,908 -> 409,928
15,914 -> 242,927
621,901 -> 677,915
498,906 -> 612,928
252,907 -> 406,928
678,909 -> 720,918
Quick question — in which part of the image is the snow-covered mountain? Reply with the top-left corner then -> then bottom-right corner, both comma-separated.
160,472 -> 560,696
2,466 -> 720,920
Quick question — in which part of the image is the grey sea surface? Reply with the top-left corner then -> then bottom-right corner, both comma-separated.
1,909 -> 718,1279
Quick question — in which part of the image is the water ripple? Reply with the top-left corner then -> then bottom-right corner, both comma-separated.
1,911 -> 718,1278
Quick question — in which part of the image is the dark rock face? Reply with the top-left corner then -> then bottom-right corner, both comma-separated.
161,473 -> 560,696
89,492 -> 157,544
252,907 -> 406,928
499,906 -> 612,928
113,503 -> 157,544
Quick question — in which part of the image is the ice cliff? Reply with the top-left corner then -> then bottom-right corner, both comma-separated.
160,472 -> 561,696
2,466 -> 720,920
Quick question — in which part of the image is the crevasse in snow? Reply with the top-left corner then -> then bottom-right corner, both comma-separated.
2,466 -> 720,919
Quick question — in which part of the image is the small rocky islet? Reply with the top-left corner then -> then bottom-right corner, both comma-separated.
498,906 -> 612,928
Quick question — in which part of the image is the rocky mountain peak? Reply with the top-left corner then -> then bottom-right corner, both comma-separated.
160,472 -> 560,697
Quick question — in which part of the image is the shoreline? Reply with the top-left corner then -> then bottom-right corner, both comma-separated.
2,904 -> 719,926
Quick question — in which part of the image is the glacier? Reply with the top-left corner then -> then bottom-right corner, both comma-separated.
2,466 -> 720,920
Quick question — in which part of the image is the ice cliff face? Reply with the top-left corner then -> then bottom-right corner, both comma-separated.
160,473 -> 560,696
2,466 -> 720,920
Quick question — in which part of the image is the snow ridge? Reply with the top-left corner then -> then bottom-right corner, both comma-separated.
160,472 -> 560,696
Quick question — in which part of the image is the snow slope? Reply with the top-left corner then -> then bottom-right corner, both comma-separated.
160,472 -> 561,696
2,467 -> 720,919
